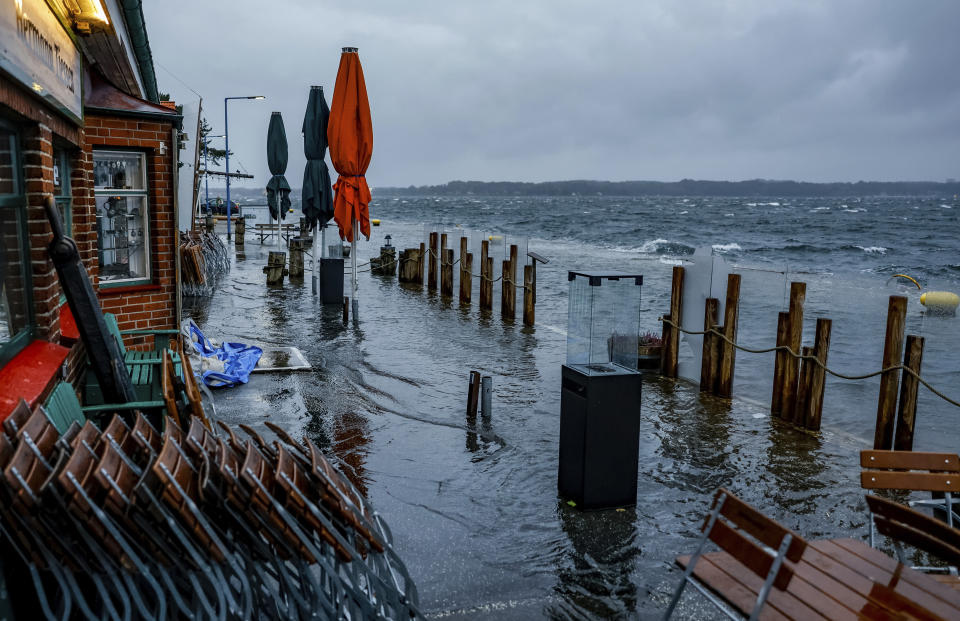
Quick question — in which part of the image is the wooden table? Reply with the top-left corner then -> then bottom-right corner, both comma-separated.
253,223 -> 297,243
678,537 -> 960,620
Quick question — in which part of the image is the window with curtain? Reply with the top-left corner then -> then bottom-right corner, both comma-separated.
93,150 -> 150,285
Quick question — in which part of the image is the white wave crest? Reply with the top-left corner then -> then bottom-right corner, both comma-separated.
856,245 -> 887,254
659,257 -> 683,266
712,242 -> 742,252
638,238 -> 670,253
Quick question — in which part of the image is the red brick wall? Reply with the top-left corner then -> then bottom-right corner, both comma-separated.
22,124 -> 62,341
1,75 -> 82,390
82,114 -> 177,350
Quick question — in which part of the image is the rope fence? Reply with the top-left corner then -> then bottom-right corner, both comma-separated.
661,317 -> 960,409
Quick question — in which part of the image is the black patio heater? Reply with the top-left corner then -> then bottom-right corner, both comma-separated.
558,270 -> 643,510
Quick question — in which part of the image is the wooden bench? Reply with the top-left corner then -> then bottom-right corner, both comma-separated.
253,223 -> 297,244
84,313 -> 181,405
861,450 -> 960,535
666,488 -> 960,619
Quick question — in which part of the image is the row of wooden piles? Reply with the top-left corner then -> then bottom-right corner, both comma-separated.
660,265 -> 926,449
396,232 -> 538,326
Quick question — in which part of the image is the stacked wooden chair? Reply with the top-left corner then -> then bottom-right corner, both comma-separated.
0,398 -> 421,620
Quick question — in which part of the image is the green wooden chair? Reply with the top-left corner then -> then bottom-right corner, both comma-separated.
46,381 -> 166,433
84,313 -> 182,405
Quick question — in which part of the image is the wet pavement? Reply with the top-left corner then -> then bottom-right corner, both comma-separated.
186,225 -> 924,619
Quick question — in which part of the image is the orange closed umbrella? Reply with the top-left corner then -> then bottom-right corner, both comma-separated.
328,47 -> 373,244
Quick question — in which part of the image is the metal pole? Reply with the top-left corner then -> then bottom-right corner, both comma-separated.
481,376 -> 492,418
203,139 -> 209,217
351,217 -> 358,317
312,222 -> 319,295
224,98 -> 231,241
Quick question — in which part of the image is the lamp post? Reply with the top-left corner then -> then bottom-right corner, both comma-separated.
201,133 -> 224,219
225,95 -> 265,240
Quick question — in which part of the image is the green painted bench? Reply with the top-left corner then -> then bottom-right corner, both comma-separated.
84,313 -> 183,405
45,381 -> 164,434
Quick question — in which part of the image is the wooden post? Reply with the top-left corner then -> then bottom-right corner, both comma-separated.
874,295 -> 908,450
459,237 -> 469,304
235,216 -> 245,245
441,249 -> 454,297
501,260 -> 511,319
507,244 -> 519,319
479,240 -> 489,308
523,265 -> 534,326
804,318 -> 832,431
467,371 -> 481,417
483,257 -> 493,310
894,334 -> 924,451
699,298 -> 719,393
263,251 -> 288,285
771,311 -> 789,418
661,266 -> 685,378
418,242 -> 425,285
716,273 -> 740,398
428,232 -> 438,290
462,252 -> 473,304
795,346 -> 814,428
780,282 -> 806,424
288,239 -> 304,277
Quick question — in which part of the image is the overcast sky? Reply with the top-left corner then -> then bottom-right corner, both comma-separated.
143,1 -> 960,189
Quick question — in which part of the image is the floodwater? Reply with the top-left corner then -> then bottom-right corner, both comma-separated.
186,195 -> 960,619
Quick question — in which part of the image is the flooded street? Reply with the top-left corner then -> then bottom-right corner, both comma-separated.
185,216 -> 953,618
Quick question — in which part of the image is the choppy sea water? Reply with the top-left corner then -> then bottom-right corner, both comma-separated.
189,194 -> 960,619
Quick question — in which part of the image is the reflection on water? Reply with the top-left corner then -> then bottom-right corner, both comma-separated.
185,221 -> 950,619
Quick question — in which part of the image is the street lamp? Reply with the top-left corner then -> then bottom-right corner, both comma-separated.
225,95 -> 265,240
202,133 -> 224,218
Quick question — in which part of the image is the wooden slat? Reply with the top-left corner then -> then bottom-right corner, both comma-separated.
705,551 -> 837,620
677,554 -> 790,621
821,539 -> 960,617
717,489 -> 807,562
798,542 -> 911,620
707,518 -> 795,591
860,471 -> 960,492
860,450 -> 960,472
866,495 -> 960,566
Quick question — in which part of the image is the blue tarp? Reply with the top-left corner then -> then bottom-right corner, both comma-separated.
187,323 -> 263,388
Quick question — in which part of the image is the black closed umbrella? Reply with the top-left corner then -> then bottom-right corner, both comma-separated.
266,112 -> 290,237
301,86 -> 334,230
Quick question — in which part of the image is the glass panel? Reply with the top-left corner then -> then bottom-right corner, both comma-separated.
93,151 -> 146,190
0,205 -> 30,342
96,195 -> 149,282
53,152 -> 63,196
0,130 -> 15,196
56,198 -> 71,236
566,273 -> 643,375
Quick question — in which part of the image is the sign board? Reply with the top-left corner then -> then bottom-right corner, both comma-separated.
0,0 -> 82,124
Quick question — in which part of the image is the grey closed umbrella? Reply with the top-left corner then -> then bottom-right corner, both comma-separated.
301,86 -> 334,230
266,111 -> 291,223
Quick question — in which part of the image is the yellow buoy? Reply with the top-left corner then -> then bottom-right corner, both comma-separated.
371,219 -> 381,226
488,235 -> 504,242
920,291 -> 959,316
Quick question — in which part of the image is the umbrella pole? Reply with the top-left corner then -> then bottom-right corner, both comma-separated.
352,216 -> 359,318
313,222 -> 320,295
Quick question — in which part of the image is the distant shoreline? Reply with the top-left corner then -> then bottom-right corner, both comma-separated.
373,179 -> 960,198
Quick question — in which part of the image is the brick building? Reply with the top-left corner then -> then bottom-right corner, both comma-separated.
0,0 -> 180,415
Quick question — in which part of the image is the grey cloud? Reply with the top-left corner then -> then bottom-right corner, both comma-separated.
144,0 -> 960,188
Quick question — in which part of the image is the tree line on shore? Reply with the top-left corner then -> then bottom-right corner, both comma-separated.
375,178 -> 960,198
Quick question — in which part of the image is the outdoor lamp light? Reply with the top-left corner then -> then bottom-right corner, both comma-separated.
58,0 -> 110,32
384,235 -> 392,247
